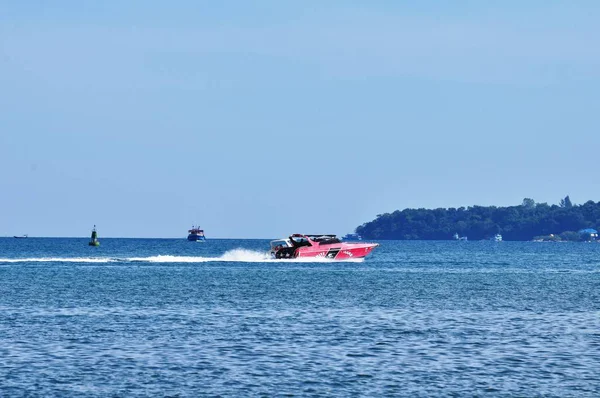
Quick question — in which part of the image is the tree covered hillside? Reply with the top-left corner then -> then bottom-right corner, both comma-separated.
356,197 -> 600,241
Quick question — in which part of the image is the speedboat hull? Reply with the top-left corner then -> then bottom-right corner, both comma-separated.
295,243 -> 378,260
270,234 -> 378,260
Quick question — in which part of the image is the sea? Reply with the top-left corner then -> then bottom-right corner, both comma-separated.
1,238 -> 599,397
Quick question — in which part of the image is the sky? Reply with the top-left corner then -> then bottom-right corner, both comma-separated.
1,1 -> 599,238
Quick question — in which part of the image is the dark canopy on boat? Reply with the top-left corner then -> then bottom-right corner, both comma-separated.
304,235 -> 341,245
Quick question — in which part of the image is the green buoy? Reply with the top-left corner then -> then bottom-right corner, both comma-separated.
89,225 -> 100,246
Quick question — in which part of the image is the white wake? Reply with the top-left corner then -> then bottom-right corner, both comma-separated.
128,249 -> 274,263
0,257 -> 117,263
0,249 -> 364,264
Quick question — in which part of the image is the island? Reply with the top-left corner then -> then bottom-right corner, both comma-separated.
355,197 -> 600,241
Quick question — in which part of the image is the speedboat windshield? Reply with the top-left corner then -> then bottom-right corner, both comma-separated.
289,236 -> 312,248
270,239 -> 291,250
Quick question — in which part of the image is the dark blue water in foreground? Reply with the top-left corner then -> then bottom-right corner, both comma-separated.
1,238 -> 599,397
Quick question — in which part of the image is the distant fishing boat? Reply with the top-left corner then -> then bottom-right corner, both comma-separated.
13,234 -> 28,239
453,233 -> 468,241
187,226 -> 206,242
341,233 -> 362,241
89,225 -> 100,246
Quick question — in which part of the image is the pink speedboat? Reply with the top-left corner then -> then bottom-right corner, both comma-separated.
270,234 -> 379,260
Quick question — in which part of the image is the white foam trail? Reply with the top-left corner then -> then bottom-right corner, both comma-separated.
126,251 -> 314,263
127,250 -> 271,263
220,248 -> 275,262
0,257 -> 115,263
127,255 -> 214,263
0,249 -> 364,264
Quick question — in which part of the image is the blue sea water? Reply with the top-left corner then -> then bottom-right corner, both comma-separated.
1,238 -> 599,397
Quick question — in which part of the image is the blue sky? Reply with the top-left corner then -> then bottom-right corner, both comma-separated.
1,1 -> 599,238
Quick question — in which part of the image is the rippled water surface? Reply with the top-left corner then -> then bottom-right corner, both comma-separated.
1,238 -> 599,396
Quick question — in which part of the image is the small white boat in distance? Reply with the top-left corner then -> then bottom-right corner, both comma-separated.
453,233 -> 467,241
341,233 -> 362,241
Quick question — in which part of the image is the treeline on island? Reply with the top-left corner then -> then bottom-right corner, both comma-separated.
356,196 -> 600,241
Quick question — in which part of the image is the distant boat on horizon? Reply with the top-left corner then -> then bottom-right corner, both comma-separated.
341,233 -> 362,241
13,234 -> 28,239
188,226 -> 206,242
453,233 -> 468,241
